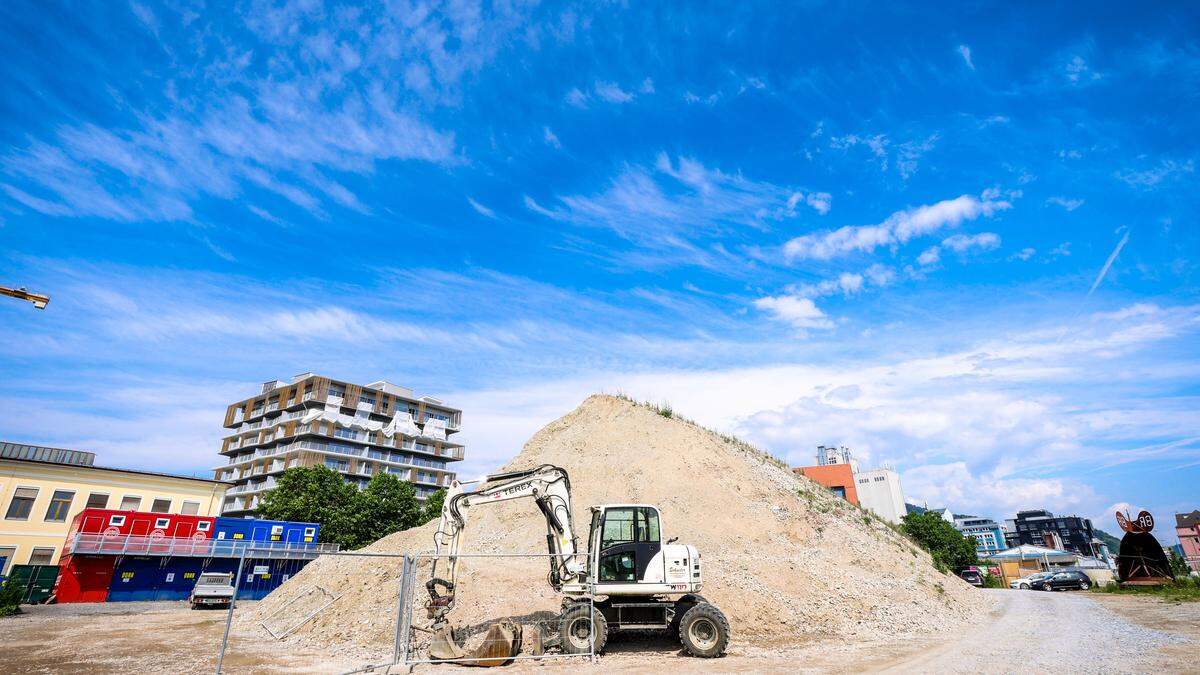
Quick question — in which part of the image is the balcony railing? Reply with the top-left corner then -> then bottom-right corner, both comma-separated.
68,533 -> 339,558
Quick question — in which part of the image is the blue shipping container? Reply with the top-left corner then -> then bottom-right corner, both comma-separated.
213,517 -> 319,546
232,557 -> 313,600
108,556 -> 205,602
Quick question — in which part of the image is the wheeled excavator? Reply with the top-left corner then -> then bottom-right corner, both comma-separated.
423,464 -> 729,664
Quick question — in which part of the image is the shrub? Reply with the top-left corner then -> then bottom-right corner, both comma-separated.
0,577 -> 22,617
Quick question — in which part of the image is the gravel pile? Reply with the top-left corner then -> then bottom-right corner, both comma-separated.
242,394 -> 991,655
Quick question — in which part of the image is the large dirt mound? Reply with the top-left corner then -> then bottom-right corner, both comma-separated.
244,394 -> 990,653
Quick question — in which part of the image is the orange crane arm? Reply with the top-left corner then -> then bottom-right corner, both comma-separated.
0,285 -> 50,309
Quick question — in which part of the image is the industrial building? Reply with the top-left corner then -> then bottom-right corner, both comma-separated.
214,373 -> 464,515
794,445 -> 907,524
0,441 -> 229,574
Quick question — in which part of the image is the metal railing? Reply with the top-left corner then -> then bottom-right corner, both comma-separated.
68,533 -> 339,558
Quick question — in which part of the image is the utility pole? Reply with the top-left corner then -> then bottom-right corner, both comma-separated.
0,284 -> 50,309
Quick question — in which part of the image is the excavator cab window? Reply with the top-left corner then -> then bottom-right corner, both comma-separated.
596,507 -> 662,583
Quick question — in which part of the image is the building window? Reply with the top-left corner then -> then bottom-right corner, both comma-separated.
181,501 -> 201,515
359,394 -> 375,405
109,515 -> 126,526
154,517 -> 170,529
0,546 -> 16,576
85,492 -> 109,509
150,498 -> 172,513
44,490 -> 75,522
28,547 -> 55,566
5,487 -> 39,520
120,495 -> 142,511
324,458 -> 349,472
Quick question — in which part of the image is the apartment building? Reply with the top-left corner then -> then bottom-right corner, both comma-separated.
953,515 -> 1007,555
213,374 -> 464,515
1007,509 -> 1101,557
0,442 -> 228,573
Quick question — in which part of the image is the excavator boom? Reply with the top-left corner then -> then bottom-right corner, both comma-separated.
0,285 -> 50,309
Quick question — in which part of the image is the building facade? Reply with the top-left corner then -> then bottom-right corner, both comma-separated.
855,468 -> 906,524
953,515 -> 1007,555
0,442 -> 228,574
1008,509 -> 1100,557
214,374 -> 464,515
794,463 -> 858,504
1176,510 -> 1200,572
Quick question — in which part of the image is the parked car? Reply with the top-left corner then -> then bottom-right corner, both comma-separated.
1010,571 -> 1053,590
1030,570 -> 1092,591
190,572 -> 236,609
958,569 -> 984,586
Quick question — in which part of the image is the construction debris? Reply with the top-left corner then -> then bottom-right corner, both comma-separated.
243,395 -> 992,658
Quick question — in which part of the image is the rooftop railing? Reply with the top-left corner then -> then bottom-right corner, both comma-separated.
68,532 -> 339,558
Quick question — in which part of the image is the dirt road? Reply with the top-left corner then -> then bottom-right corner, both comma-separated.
0,590 -> 1194,673
879,590 -> 1192,674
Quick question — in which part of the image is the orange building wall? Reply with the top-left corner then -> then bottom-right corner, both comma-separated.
794,464 -> 859,505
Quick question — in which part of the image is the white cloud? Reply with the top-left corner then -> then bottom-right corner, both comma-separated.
543,126 -> 561,149
805,192 -> 832,215
1115,159 -> 1194,188
1012,247 -> 1036,261
1086,231 -> 1130,298
783,192 -> 1011,261
753,295 -> 835,332
594,81 -> 634,103
468,197 -> 496,218
1046,196 -> 1084,211
0,2 -> 542,222
640,77 -> 655,94
917,246 -> 941,266
524,153 -> 826,269
957,44 -> 975,70
942,231 -> 1001,252
1065,55 -> 1101,84
564,87 -> 589,108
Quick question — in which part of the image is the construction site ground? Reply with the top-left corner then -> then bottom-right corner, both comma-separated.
0,591 -> 1195,674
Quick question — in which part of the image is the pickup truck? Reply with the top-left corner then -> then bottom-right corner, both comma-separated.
190,572 -> 236,609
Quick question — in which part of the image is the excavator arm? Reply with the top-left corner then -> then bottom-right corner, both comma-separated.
427,464 -> 585,618
0,285 -> 50,309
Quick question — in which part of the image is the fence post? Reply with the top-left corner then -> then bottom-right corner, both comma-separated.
394,554 -> 413,666
216,544 -> 250,675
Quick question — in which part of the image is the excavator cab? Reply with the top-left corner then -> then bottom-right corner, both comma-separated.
584,505 -> 702,595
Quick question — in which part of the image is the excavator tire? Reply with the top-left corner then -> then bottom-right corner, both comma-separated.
559,603 -> 608,655
668,594 -> 708,642
678,603 -> 729,658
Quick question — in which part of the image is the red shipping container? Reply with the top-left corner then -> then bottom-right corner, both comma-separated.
54,555 -> 117,603
63,509 -> 215,554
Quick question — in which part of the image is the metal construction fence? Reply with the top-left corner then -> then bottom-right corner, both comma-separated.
214,549 -> 596,674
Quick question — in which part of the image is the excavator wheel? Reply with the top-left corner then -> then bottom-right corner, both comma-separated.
678,603 -> 729,658
668,594 -> 708,642
559,603 -> 608,655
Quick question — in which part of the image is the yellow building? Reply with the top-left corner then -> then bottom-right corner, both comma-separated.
0,442 -> 229,573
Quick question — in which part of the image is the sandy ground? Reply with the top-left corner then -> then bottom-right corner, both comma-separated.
1,590 -> 1195,673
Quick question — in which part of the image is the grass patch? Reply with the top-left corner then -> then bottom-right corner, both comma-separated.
1091,578 -> 1200,602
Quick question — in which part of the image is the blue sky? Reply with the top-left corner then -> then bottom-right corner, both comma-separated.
1,1 -> 1198,540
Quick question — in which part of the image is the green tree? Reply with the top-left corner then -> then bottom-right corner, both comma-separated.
901,511 -> 979,573
0,576 -> 22,617
421,488 -> 447,525
1168,549 -> 1191,578
257,465 -> 425,551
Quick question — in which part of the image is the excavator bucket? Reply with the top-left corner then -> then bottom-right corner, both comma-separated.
428,620 -> 523,666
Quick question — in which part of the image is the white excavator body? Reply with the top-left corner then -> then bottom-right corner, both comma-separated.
424,465 -> 729,663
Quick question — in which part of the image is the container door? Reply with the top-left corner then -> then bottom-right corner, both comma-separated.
131,517 -> 151,536
176,522 -> 194,539
286,527 -> 301,545
252,525 -> 268,542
